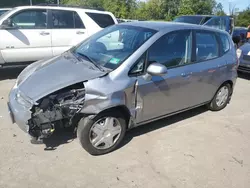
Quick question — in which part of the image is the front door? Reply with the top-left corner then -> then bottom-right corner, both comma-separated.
50,9 -> 88,56
0,9 -> 52,63
133,30 -> 197,123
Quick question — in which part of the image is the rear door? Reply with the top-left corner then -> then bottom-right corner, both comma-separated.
49,9 -> 88,56
189,30 -> 223,104
0,8 -> 52,63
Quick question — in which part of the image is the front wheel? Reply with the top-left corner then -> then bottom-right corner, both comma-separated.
77,111 -> 127,155
207,83 -> 231,111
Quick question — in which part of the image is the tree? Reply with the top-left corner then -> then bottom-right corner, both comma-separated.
0,0 -> 55,7
164,0 -> 181,20
236,8 -> 250,27
178,0 -> 195,15
62,0 -> 104,8
178,0 -> 216,16
214,2 -> 226,16
102,0 -> 137,18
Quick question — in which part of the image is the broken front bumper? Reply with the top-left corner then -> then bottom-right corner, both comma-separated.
8,88 -> 31,133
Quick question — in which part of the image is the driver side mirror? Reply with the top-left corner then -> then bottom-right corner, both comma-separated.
1,18 -> 14,29
146,62 -> 167,76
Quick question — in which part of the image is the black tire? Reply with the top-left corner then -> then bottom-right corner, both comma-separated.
77,111 -> 127,155
207,83 -> 232,111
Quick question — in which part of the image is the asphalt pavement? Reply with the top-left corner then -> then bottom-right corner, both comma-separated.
0,70 -> 249,188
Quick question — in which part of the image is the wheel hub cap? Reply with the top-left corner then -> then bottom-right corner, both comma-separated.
89,117 -> 122,150
216,86 -> 229,107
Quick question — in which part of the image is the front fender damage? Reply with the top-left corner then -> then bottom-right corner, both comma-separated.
80,79 -> 138,128
27,78 -> 139,142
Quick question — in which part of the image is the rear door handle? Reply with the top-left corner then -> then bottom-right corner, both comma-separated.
40,31 -> 50,36
181,72 -> 192,77
76,31 -> 85,35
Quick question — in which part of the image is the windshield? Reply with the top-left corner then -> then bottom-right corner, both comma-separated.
173,16 -> 203,25
72,25 -> 157,70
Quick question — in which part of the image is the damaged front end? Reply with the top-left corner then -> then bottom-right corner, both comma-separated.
28,83 -> 85,140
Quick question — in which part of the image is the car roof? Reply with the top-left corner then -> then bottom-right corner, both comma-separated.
120,21 -> 227,33
177,15 -> 230,18
14,5 -> 111,14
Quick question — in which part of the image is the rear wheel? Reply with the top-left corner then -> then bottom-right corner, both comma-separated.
207,83 -> 231,111
77,111 -> 127,155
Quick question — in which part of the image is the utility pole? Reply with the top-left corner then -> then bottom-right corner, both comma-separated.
30,0 -> 32,5
57,0 -> 60,5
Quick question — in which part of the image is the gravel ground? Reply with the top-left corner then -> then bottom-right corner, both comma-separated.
0,69 -> 249,188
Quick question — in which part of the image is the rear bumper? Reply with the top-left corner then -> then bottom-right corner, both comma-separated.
8,87 -> 31,133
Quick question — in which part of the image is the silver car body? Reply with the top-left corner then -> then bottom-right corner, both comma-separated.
8,22 -> 238,136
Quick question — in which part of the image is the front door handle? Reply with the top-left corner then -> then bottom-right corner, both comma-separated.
76,31 -> 85,35
40,31 -> 50,36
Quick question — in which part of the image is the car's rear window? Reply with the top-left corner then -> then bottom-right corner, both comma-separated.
219,33 -> 230,54
86,12 -> 115,28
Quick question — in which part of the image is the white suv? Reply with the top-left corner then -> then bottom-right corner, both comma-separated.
0,5 -> 117,68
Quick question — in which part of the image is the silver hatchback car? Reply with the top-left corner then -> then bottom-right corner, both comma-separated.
8,22 -> 238,155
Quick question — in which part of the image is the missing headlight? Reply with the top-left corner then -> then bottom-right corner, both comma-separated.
28,82 -> 85,139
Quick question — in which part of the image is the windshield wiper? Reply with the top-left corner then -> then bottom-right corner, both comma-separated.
76,52 -> 105,72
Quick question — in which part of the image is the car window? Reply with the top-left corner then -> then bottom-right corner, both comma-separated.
85,12 -> 115,28
219,33 -> 230,54
196,32 -> 219,61
51,10 -> 74,29
73,25 -> 157,70
11,9 -> 47,29
204,17 -> 226,32
51,10 -> 85,29
148,30 -> 192,68
74,12 -> 85,28
129,54 -> 146,75
0,10 -> 9,16
202,16 -> 212,24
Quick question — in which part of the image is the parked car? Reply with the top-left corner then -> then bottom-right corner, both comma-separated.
0,5 -> 117,68
0,8 -> 11,16
232,27 -> 248,48
8,21 -> 238,155
237,42 -> 250,73
173,15 -> 234,35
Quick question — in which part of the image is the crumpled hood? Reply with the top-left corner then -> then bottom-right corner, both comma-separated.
17,53 -> 106,101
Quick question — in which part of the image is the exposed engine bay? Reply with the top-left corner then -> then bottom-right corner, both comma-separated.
28,83 -> 85,140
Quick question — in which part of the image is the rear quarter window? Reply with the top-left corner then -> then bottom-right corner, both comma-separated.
195,31 -> 219,61
219,33 -> 230,54
85,12 -> 115,28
